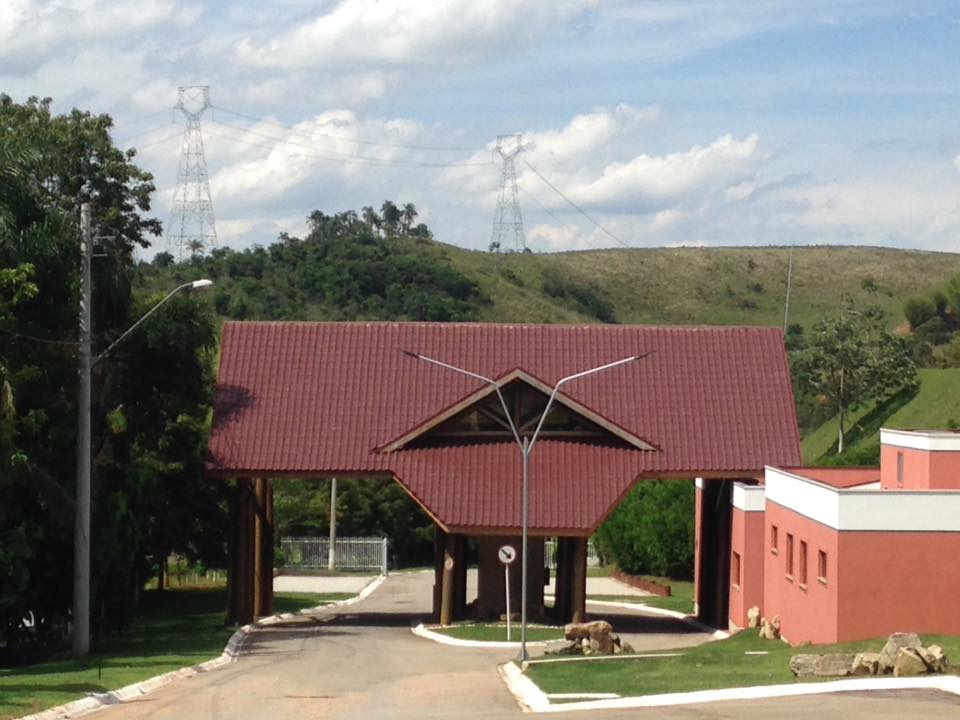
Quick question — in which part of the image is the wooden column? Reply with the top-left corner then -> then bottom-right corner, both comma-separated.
253,478 -> 274,618
552,538 -> 572,623
439,531 -> 458,626
228,478 -> 256,625
453,534 -> 468,620
570,537 -> 588,624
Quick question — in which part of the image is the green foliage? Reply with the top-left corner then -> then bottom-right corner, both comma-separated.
541,269 -> 616,323
792,302 -> 918,454
593,481 -> 694,580
0,95 -> 221,662
904,297 -> 936,330
274,478 -> 435,567
141,204 -> 487,323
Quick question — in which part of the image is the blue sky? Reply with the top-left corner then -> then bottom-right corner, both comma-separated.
2,1 -> 960,256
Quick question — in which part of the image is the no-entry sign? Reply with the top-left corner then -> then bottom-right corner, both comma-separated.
498,544 -> 517,565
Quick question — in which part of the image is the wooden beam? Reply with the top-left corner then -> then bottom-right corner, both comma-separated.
439,532 -> 458,626
570,538 -> 587,624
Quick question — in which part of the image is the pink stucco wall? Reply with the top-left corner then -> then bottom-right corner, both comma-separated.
762,501 -> 840,644
729,506 -> 765,629
881,444 -> 960,490
836,530 -> 960,641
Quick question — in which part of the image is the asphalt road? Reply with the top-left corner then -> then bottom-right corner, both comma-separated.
95,572 -> 960,720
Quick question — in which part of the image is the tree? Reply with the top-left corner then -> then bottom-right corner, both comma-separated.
792,302 -> 917,454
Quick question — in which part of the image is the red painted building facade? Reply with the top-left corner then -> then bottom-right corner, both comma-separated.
724,429 -> 960,643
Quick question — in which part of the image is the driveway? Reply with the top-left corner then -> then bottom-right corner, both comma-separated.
93,572 -> 960,720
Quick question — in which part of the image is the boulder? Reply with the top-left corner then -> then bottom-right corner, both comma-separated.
879,633 -> 922,672
815,653 -> 855,678
919,645 -> 948,673
789,654 -> 819,677
566,620 -> 616,654
759,615 -> 782,640
747,606 -> 761,629
893,648 -> 929,677
851,652 -> 881,676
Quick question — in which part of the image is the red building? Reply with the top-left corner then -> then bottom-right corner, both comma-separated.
727,429 -> 960,644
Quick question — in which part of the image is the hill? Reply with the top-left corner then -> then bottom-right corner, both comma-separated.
445,245 -> 960,329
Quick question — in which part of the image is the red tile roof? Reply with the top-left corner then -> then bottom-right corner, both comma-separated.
208,322 -> 801,534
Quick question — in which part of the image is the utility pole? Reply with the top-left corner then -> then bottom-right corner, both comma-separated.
73,203 -> 92,657
328,478 -> 337,571
490,134 -> 526,252
167,86 -> 218,260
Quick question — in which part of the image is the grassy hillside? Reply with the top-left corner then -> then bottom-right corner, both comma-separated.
802,369 -> 960,464
445,245 -> 960,329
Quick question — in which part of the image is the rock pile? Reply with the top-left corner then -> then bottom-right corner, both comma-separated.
790,633 -> 949,678
547,620 -> 633,656
758,615 -> 781,640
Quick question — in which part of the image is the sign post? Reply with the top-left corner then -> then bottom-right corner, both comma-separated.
499,544 -> 517,641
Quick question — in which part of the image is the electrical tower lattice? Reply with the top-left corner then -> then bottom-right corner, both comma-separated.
490,134 -> 526,252
167,86 -> 218,259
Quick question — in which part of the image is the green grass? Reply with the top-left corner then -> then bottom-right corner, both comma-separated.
524,631 -> 960,698
0,588 -> 348,720
445,245 -> 960,329
433,623 -> 565,642
588,576 -> 694,615
802,369 -> 960,464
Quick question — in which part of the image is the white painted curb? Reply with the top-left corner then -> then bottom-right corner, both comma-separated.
585,598 -> 729,639
16,575 -> 387,720
500,661 -> 960,713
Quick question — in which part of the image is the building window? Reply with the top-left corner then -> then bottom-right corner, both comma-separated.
770,525 -> 779,554
732,551 -> 741,588
897,451 -> 904,487
818,550 -> 828,584
799,541 -> 808,587
785,533 -> 794,579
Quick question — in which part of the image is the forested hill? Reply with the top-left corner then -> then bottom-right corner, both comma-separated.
138,206 -> 960,332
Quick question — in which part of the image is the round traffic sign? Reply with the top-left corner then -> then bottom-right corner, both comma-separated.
498,544 -> 517,565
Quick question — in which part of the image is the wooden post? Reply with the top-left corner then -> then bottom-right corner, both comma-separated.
432,527 -> 445,621
453,534 -> 467,620
253,478 -> 274,618
570,537 -> 588,624
229,478 -> 256,625
553,538 -> 570,623
439,532 -> 457,626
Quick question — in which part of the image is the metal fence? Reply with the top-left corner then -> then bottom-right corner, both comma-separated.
544,539 -> 600,569
280,537 -> 388,574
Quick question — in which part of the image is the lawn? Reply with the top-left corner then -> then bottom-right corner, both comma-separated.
0,588 -> 348,720
524,630 -> 960,698
589,576 -> 694,615
432,623 -> 565,643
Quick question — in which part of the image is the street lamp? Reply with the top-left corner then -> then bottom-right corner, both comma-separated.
404,350 -> 644,661
73,204 -> 213,656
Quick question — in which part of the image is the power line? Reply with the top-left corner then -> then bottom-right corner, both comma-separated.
522,160 -> 628,248
210,104 -> 478,153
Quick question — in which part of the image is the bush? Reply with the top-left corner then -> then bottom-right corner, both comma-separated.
593,480 -> 694,579
904,297 -> 937,330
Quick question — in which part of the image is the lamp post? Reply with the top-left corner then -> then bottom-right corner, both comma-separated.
73,202 -> 213,656
403,350 -> 642,661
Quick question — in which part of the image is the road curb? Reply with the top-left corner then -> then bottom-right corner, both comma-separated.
499,660 -> 960,713
16,575 -> 387,720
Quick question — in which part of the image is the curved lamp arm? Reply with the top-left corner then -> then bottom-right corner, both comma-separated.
92,279 -> 213,367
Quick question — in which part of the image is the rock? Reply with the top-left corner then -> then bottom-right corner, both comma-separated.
851,652 -> 881,676
879,633 -> 922,672
747,606 -> 761,629
789,654 -> 819,677
581,638 -> 590,653
815,653 -> 855,677
566,620 -> 616,654
919,645 -> 948,673
759,615 -> 782,640
893,648 -> 929,677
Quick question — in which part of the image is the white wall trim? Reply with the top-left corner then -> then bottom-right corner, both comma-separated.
765,466 -> 960,532
695,477 -> 705,489
881,428 -> 960,452
732,483 -> 765,512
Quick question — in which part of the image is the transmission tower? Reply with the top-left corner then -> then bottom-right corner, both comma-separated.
490,134 -> 526,252
167,86 -> 218,259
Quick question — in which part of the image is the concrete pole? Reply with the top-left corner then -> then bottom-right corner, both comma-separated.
73,203 -> 92,657
520,436 -> 529,661
328,477 -> 337,571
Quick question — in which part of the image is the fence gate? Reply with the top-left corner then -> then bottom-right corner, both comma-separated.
545,539 -> 600,569
280,536 -> 388,574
